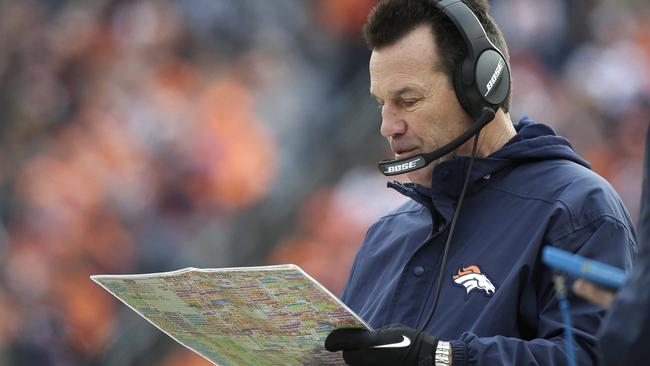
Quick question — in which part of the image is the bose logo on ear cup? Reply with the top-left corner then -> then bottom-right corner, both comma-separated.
484,58 -> 504,97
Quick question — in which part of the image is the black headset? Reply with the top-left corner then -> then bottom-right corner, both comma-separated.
378,0 -> 511,176
436,0 -> 510,119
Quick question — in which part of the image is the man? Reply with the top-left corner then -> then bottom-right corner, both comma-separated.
324,0 -> 636,365
572,124 -> 650,366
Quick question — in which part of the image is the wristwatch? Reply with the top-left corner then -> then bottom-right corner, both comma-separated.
435,341 -> 452,366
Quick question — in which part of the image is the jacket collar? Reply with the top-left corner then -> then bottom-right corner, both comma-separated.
388,155 -> 509,223
386,118 -> 589,222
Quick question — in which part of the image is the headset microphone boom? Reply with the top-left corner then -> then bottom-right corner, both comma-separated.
378,107 -> 495,176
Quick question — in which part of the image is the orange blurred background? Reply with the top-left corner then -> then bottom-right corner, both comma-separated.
0,0 -> 648,364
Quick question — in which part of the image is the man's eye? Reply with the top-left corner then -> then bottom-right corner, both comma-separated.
401,99 -> 418,108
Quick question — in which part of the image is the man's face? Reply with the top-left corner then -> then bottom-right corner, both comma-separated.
369,25 -> 473,187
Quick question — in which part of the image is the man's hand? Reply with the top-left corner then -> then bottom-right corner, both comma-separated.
573,279 -> 616,308
325,324 -> 438,366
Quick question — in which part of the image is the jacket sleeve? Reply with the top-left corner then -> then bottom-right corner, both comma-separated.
597,240 -> 650,365
450,215 -> 636,366
597,125 -> 650,364
575,125 -> 650,365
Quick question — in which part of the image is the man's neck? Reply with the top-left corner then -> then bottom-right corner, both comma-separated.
474,110 -> 516,158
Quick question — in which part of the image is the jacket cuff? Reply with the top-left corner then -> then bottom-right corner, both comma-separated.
450,340 -> 467,366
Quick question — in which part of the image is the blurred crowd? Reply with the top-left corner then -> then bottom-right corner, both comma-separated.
0,0 -> 648,365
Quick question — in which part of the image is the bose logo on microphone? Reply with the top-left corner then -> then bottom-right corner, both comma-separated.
386,160 -> 418,173
484,59 -> 504,97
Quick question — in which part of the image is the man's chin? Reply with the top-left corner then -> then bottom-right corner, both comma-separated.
406,166 -> 434,187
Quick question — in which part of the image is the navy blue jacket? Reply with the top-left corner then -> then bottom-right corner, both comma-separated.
341,118 -> 636,365
596,123 -> 650,366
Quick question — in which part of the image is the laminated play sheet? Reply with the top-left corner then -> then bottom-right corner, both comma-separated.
91,264 -> 370,366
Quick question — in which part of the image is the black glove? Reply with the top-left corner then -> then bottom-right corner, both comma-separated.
325,324 -> 439,366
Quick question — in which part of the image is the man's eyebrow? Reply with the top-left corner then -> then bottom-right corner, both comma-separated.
370,86 -> 420,99
389,87 -> 417,97
370,86 -> 419,99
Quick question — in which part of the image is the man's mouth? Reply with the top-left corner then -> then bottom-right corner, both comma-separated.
394,148 -> 419,159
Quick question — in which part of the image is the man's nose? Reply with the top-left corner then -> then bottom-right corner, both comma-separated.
380,104 -> 406,138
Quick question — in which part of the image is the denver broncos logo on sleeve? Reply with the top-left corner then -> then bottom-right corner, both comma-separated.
452,265 -> 497,297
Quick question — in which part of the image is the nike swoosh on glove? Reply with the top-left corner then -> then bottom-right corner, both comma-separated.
324,324 -> 439,366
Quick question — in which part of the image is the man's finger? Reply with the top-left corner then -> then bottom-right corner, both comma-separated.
573,279 -> 615,308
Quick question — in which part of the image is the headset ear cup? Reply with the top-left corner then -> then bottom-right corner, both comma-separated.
475,50 -> 510,108
455,50 -> 510,120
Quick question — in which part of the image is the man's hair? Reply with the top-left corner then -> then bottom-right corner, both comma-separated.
363,0 -> 511,112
